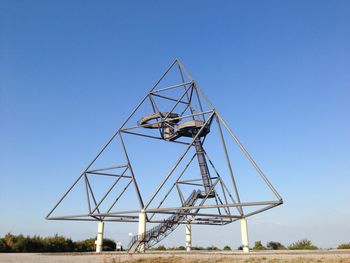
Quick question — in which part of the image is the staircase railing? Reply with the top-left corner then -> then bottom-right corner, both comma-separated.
127,189 -> 200,252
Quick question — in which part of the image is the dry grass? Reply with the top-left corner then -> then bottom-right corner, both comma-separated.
103,255 -> 350,263
1,251 -> 350,263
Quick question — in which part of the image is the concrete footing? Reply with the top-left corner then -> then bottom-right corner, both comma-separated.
138,210 -> 146,253
185,224 -> 192,251
240,217 -> 249,253
95,221 -> 104,253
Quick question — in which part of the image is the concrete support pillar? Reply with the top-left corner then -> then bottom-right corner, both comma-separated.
137,210 -> 146,253
185,224 -> 192,251
95,221 -> 104,253
240,217 -> 249,253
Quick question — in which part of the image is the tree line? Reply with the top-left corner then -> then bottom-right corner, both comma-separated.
153,240 -> 350,251
0,233 -> 116,253
1,233 -> 349,253
252,240 -> 350,250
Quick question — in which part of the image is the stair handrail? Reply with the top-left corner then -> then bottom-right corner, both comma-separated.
127,189 -> 201,251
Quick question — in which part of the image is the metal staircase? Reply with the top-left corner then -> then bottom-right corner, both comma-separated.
127,189 -> 201,253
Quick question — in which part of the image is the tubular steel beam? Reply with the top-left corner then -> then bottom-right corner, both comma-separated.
46,173 -> 84,219
178,65 -> 196,118
94,200 -> 281,216
84,174 -> 92,214
90,167 -> 128,213
86,165 -> 128,173
151,93 -> 189,104
85,176 -> 101,218
214,113 -> 244,216
176,59 -> 193,81
151,81 -> 193,94
86,172 -> 131,178
162,84 -> 193,121
119,133 -> 145,209
215,111 -> 283,201
244,203 -> 282,218
144,201 -> 281,213
106,180 -> 133,214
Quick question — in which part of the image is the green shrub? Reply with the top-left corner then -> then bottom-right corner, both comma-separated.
206,245 -> 219,250
153,245 -> 166,250
337,243 -> 350,249
12,235 -> 28,252
3,233 -> 28,252
3,233 -> 16,252
266,241 -> 285,250
43,234 -> 75,252
192,246 -> 205,250
0,238 -> 10,252
0,234 -> 118,253
75,238 -> 95,252
253,241 -> 266,250
28,235 -> 45,252
166,245 -> 185,250
288,239 -> 318,250
2,233 -> 46,252
102,238 -> 116,251
223,245 -> 231,251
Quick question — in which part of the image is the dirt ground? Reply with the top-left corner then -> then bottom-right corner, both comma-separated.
1,250 -> 350,263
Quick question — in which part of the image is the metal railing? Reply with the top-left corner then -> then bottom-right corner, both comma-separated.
127,190 -> 200,252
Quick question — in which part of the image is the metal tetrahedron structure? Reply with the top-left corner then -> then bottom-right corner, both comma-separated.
47,59 -> 283,253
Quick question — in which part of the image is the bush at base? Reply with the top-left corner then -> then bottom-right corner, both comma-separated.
266,241 -> 285,250
288,239 -> 318,250
0,233 -> 116,253
223,245 -> 231,251
253,241 -> 266,250
337,243 -> 350,249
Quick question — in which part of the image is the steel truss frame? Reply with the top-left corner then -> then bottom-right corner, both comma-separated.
46,59 -> 283,227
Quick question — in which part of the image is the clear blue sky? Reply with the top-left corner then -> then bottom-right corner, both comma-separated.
1,0 -> 349,249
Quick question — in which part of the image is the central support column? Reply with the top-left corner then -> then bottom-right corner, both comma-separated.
185,224 -> 192,251
138,210 -> 146,253
95,221 -> 104,253
240,217 -> 249,253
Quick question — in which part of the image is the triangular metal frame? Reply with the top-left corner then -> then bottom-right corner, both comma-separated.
47,59 -> 283,228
